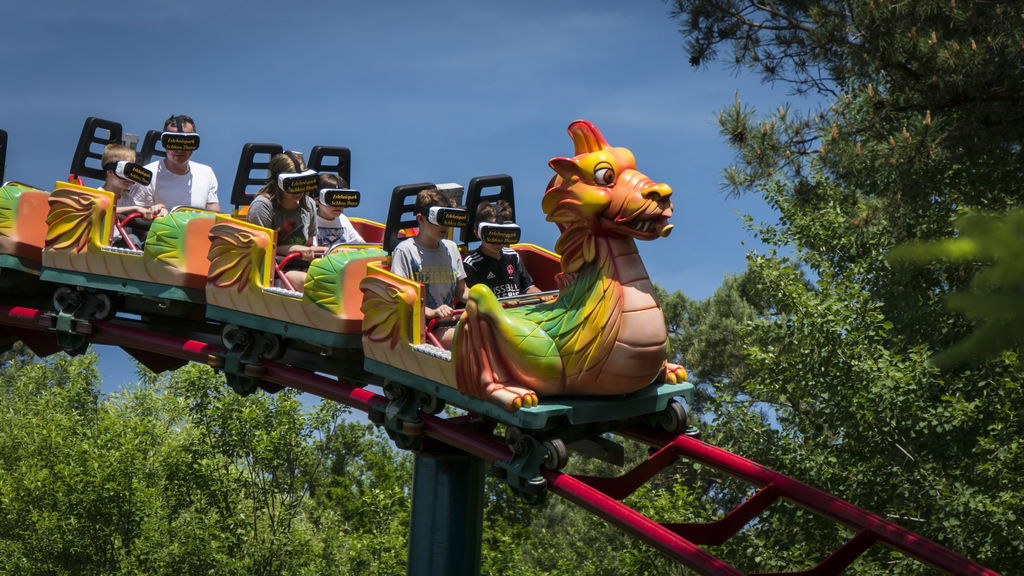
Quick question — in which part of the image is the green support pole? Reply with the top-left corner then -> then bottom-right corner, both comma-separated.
407,451 -> 486,576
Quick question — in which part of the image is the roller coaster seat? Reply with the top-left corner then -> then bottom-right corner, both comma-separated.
349,217 -> 385,243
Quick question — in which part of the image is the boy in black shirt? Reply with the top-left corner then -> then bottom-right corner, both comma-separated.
463,200 -> 540,298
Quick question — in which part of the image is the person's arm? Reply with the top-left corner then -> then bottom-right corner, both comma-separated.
115,205 -> 160,219
293,200 -> 325,258
451,242 -> 469,304
463,254 -> 481,288
280,244 -> 321,259
205,169 -> 220,212
246,197 -> 272,227
346,227 -> 365,243
248,198 -> 298,256
126,182 -> 154,211
428,278 -> 465,321
389,241 -> 412,279
339,214 -> 365,243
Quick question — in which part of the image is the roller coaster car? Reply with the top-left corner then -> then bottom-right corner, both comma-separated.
0,129 -> 55,305
0,181 -> 49,278
204,216 -> 385,360
360,133 -> 694,466
37,117 -> 218,326
204,142 -> 387,387
1,121 -> 144,299
42,183 -> 217,309
0,129 -> 45,274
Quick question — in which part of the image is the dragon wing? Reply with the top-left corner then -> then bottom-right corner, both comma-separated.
46,186 -> 112,253
207,221 -> 272,292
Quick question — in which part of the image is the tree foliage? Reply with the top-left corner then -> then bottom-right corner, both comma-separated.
891,208 -> 1024,366
658,0 -> 1024,573
0,354 -> 411,575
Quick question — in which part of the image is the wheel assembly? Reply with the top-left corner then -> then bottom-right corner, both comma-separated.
90,292 -> 115,321
658,399 -> 688,434
52,286 -> 80,313
542,438 -> 568,470
420,394 -> 446,415
221,324 -> 251,350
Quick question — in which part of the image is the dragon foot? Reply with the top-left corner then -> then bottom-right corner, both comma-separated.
484,382 -> 539,410
663,363 -> 688,384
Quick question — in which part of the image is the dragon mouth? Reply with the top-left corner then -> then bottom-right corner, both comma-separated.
618,195 -> 674,239
627,216 -> 673,238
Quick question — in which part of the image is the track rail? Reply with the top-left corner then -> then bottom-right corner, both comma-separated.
0,305 -> 1000,576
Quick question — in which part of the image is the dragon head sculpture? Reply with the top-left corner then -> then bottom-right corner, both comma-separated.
543,120 -> 674,272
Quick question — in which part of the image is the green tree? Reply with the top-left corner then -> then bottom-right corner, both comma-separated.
657,1 -> 1024,573
891,208 -> 1024,365
0,355 -> 415,576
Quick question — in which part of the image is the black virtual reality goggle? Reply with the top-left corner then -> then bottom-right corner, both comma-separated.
420,206 -> 469,228
477,221 -> 521,244
277,169 -> 319,195
103,161 -> 152,186
160,131 -> 201,151
314,188 -> 360,208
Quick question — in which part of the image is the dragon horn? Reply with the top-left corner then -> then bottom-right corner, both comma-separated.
567,120 -> 609,155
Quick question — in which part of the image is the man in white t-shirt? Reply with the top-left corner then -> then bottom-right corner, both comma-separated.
130,114 -> 220,213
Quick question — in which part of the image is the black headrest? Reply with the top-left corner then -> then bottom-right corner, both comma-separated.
138,129 -> 166,166
229,143 -> 285,208
461,174 -> 516,244
383,182 -> 437,253
308,145 -> 352,187
0,129 -> 7,184
69,117 -> 124,182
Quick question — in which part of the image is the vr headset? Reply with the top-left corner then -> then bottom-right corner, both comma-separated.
477,221 -> 521,244
103,161 -> 153,186
277,169 -> 319,195
160,131 -> 201,151
315,188 -> 360,208
421,205 -> 469,228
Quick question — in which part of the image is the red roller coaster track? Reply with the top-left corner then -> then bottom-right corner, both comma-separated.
0,304 -> 1000,576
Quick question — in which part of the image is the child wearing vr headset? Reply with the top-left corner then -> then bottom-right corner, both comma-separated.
130,114 -> 219,212
463,200 -> 540,299
246,151 -> 324,290
314,173 -> 364,246
100,144 -> 159,248
390,187 -> 469,349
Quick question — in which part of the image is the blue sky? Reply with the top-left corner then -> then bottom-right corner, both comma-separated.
3,0 -> 795,388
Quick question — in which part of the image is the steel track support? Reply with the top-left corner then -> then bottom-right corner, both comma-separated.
407,449 -> 485,576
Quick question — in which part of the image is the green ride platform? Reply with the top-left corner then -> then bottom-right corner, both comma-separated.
365,357 -> 693,431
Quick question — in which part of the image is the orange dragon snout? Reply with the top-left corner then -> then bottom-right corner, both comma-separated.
614,170 -> 675,239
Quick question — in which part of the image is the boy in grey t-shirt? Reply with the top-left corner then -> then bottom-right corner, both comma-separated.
390,187 -> 468,348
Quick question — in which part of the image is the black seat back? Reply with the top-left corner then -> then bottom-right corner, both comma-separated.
137,129 -> 167,166
383,182 -> 438,253
229,143 -> 285,209
460,174 -> 516,244
0,129 -> 7,184
69,117 -> 123,182
307,146 -> 352,186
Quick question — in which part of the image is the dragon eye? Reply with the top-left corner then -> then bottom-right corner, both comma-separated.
594,167 -> 615,186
